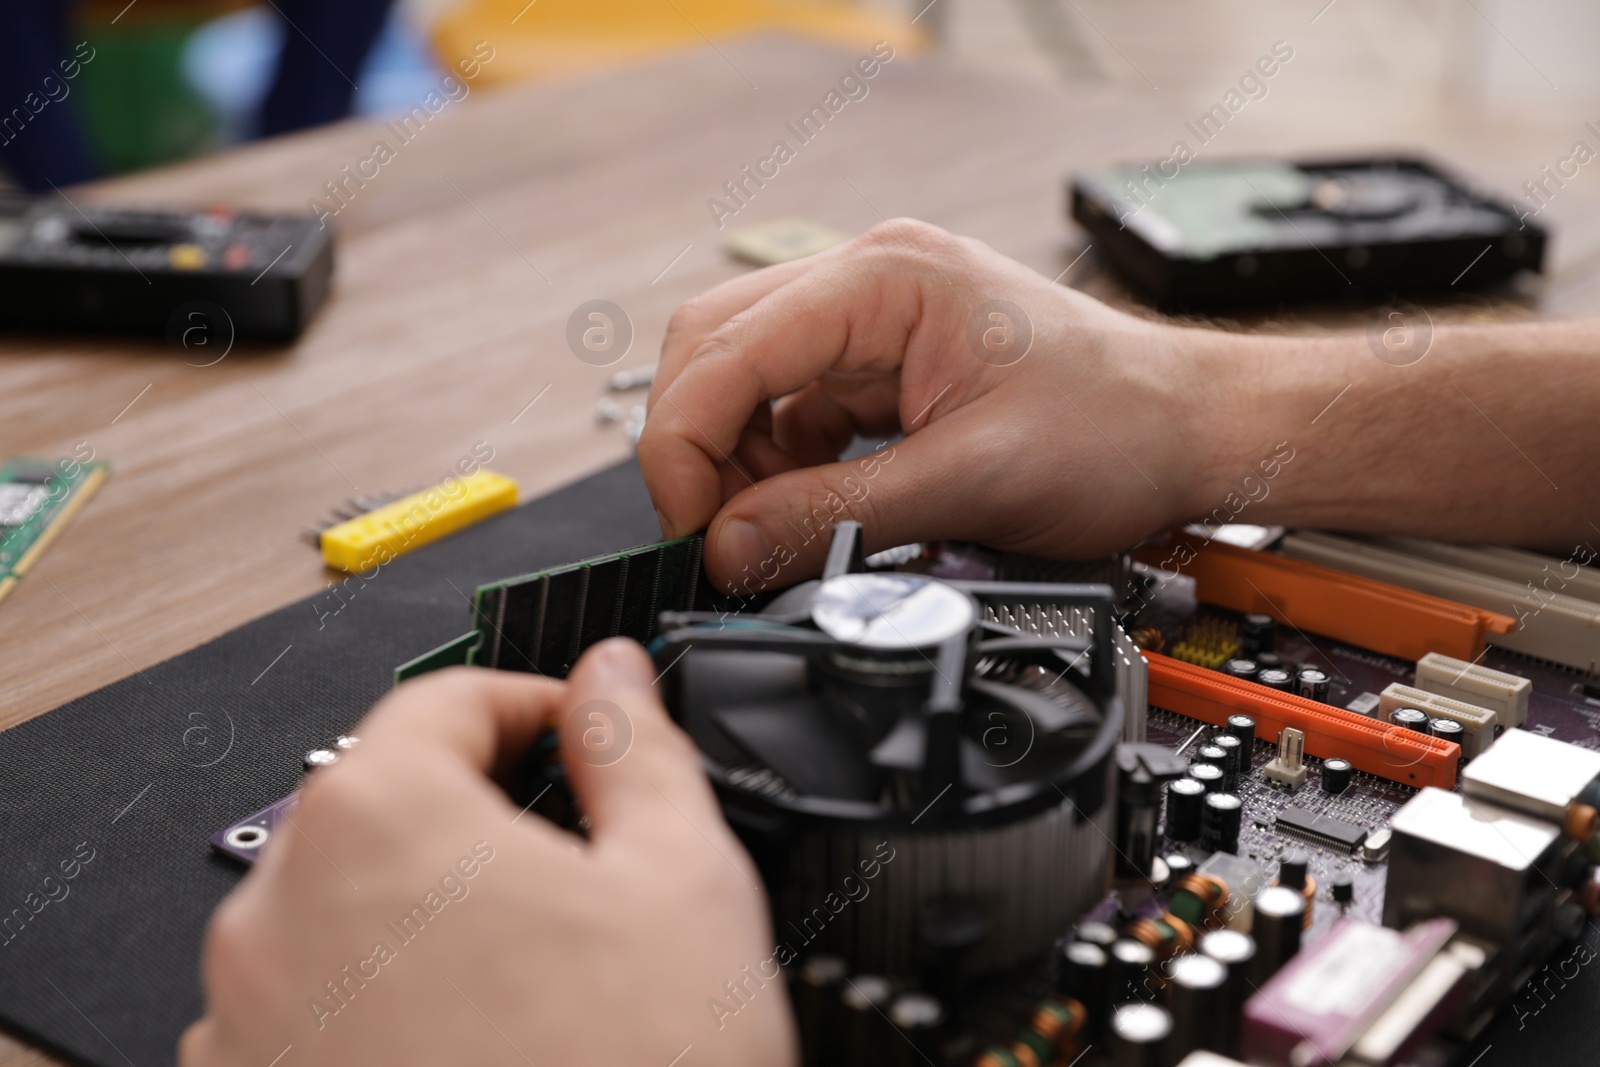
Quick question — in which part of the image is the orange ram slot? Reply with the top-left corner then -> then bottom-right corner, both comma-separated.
1147,652 -> 1460,789
1135,535 -> 1515,662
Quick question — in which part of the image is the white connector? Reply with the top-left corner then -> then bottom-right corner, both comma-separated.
1378,683 -> 1496,760
1262,727 -> 1308,788
1413,652 -> 1530,730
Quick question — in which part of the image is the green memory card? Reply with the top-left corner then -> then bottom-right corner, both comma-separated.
0,456 -> 110,606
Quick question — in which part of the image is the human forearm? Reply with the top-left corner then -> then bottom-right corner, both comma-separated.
1180,319 -> 1599,551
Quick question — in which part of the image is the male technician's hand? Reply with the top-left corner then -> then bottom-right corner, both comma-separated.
180,640 -> 796,1067
642,219 -> 1231,591
645,218 -> 1600,566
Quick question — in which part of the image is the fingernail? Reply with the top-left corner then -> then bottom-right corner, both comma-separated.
655,507 -> 672,538
716,519 -> 772,576
591,638 -> 654,686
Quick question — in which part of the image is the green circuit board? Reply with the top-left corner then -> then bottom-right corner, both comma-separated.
0,456 -> 110,606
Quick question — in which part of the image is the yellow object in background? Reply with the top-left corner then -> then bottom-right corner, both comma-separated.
724,218 -> 852,266
434,0 -> 920,88
168,244 -> 208,270
320,470 -> 518,573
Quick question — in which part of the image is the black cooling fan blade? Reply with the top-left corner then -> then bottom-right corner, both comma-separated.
714,696 -> 884,802
867,709 -> 1013,793
966,676 -> 1096,734
866,671 -> 1098,793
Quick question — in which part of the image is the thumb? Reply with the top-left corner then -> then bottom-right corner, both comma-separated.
704,411 -> 996,592
556,639 -> 731,852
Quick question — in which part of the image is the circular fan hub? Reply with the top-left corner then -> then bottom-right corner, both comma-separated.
810,573 -> 976,650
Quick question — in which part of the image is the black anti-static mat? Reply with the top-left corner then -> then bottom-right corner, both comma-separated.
0,459 -> 662,1067
0,456 -> 1591,1067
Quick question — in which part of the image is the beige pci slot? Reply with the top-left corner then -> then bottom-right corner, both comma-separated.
1374,537 -> 1600,605
1283,532 -> 1600,673
1413,652 -> 1530,730
1378,683 -> 1497,760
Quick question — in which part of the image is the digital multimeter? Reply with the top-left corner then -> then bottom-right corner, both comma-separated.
0,196 -> 334,341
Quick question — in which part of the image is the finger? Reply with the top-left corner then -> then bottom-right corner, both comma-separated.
730,400 -> 799,484
705,405 -> 1006,591
641,229 -> 961,538
652,254 -> 829,414
771,380 -> 897,466
288,670 -> 583,873
555,639 -> 729,848
355,668 -> 566,780
733,420 -> 804,485
731,382 -> 901,487
177,1019 -> 215,1067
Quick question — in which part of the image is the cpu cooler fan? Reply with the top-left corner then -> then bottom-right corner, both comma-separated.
651,522 -> 1127,980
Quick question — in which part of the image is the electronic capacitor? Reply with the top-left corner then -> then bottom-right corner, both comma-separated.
888,993 -> 945,1067
1109,1003 -> 1173,1067
1165,777 -> 1206,841
1391,707 -> 1430,733
1073,920 -> 1118,949
1108,939 -> 1155,1006
1226,714 -> 1257,769
1058,939 -> 1109,1038
1213,733 -> 1244,790
1224,658 -> 1259,681
1295,667 -> 1331,703
1276,850 -> 1315,925
1277,851 -> 1309,891
1186,763 -> 1225,795
1167,952 -> 1228,1057
1256,667 -> 1294,693
1241,612 -> 1277,657
1202,793 -> 1243,854
1251,886 -> 1306,983
1200,929 -> 1257,1053
1115,750 -> 1161,882
1321,757 -> 1353,795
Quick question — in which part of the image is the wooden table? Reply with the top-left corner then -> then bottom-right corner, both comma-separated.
2,31 -> 1599,1064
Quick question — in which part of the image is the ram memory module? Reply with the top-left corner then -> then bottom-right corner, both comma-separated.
0,456 -> 109,606
396,534 -> 745,683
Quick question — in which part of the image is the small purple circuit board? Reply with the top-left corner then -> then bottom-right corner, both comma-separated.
1243,916 -> 1461,1066
209,794 -> 298,865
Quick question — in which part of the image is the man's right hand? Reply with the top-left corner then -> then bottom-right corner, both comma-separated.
640,219 -> 1232,592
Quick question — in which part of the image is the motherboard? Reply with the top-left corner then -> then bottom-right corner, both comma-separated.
1139,608 -> 1600,939
215,520 -> 1600,1067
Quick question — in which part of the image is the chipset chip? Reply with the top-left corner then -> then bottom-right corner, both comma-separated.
1275,805 -> 1368,852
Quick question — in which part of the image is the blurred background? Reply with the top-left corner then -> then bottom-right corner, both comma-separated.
2,0 -> 1598,193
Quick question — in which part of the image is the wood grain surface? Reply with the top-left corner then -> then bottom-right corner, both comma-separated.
1,31 -> 1598,1061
